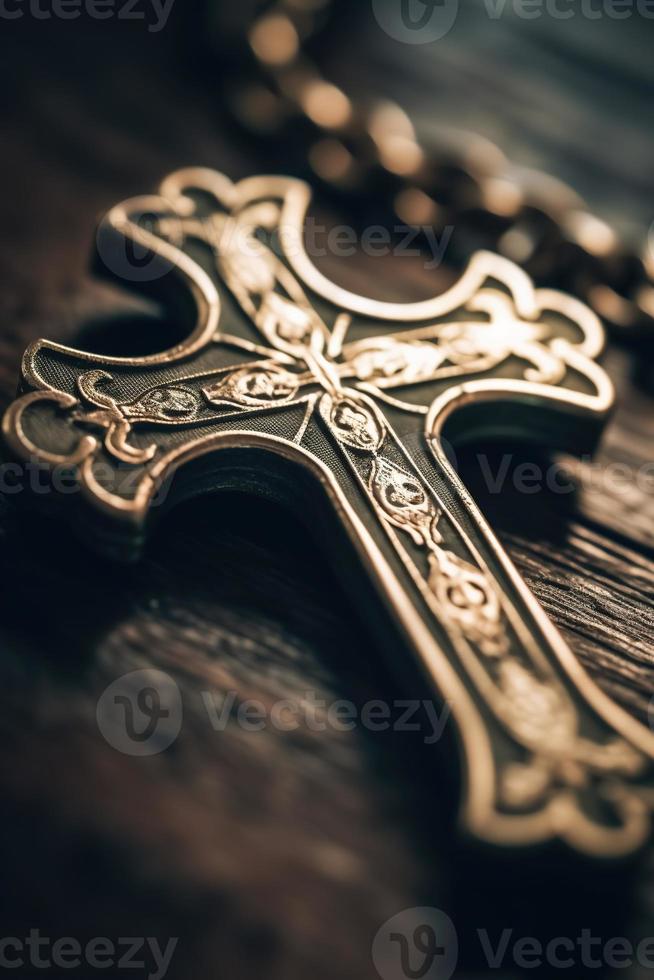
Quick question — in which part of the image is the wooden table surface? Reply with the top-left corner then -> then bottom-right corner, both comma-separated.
0,6 -> 652,978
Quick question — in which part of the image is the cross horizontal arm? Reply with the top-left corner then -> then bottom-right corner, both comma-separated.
3,167 -> 651,857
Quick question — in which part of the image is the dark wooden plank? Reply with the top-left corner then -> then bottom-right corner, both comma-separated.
0,9 -> 652,979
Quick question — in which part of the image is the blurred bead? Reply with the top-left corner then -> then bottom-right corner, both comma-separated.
394,188 -> 440,227
378,136 -> 423,178
588,285 -> 633,328
300,80 -> 352,129
309,138 -> 354,182
249,14 -> 299,67
368,102 -> 416,144
636,285 -> 654,322
565,211 -> 617,259
232,85 -> 287,133
482,177 -> 523,219
499,227 -> 536,265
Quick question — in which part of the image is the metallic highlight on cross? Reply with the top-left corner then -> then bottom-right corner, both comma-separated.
3,169 -> 653,856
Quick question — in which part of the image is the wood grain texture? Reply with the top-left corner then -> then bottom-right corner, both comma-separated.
0,7 -> 653,978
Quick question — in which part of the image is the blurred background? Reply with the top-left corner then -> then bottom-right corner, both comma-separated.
0,2 -> 653,978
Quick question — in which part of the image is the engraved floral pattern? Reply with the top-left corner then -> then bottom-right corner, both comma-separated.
320,393 -> 385,452
123,386 -> 200,420
9,171 -> 646,855
427,547 -> 508,657
369,457 -> 438,546
342,291 -> 568,391
203,365 -> 299,409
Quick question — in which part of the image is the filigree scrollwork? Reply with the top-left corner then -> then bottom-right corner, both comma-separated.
369,457 -> 439,547
73,369 -> 208,463
157,194 -> 331,359
203,365 -> 300,409
320,392 -> 385,453
4,169 -> 649,856
71,371 -> 160,463
342,290 -> 567,392
79,370 -> 202,423
427,546 -> 509,657
73,364 -> 306,465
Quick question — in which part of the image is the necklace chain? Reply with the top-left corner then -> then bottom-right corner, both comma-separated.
208,0 -> 654,342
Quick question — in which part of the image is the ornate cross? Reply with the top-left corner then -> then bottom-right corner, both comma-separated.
4,169 -> 653,855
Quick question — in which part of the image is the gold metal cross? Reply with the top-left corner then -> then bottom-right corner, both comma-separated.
4,169 -> 653,856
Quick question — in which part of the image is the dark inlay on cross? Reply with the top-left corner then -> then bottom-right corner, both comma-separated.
4,169 -> 653,856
